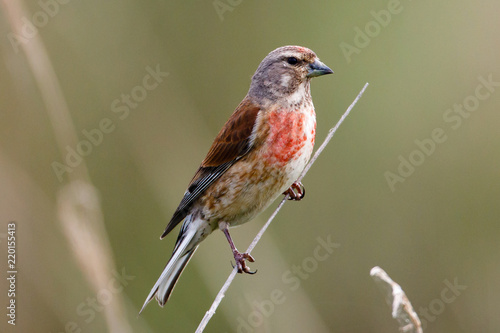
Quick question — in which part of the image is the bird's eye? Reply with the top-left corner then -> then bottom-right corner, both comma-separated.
287,57 -> 299,65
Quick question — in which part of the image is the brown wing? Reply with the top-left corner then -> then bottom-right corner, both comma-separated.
161,98 -> 261,238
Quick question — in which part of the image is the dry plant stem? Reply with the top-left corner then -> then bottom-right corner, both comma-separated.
370,266 -> 423,333
2,2 -> 133,332
196,83 -> 369,333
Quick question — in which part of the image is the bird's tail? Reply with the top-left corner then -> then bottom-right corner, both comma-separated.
140,216 -> 200,313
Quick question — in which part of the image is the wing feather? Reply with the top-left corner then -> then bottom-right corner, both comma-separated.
161,98 -> 261,238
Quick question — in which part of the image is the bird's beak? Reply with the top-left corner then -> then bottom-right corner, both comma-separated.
306,59 -> 334,78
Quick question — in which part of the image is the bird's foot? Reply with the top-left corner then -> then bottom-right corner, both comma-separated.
221,223 -> 257,274
232,251 -> 257,274
283,181 -> 305,201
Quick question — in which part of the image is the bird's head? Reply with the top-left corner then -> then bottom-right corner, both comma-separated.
248,45 -> 333,104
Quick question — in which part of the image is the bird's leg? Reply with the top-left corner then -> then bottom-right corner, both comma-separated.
219,222 -> 256,274
283,181 -> 305,201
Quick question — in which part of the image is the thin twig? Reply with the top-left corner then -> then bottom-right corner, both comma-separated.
370,266 -> 423,333
195,83 -> 369,333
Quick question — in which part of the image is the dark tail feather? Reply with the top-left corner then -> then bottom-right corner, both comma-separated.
140,218 -> 199,314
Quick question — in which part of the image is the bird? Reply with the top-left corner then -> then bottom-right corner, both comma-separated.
140,45 -> 333,313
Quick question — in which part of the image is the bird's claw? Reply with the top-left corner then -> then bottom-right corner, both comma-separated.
283,181 -> 305,201
232,251 -> 257,274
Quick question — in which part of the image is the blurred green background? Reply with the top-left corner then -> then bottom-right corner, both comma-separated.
1,0 -> 499,332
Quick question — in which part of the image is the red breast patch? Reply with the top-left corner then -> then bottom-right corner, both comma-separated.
263,110 -> 311,165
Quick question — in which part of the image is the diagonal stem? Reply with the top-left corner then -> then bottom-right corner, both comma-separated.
195,83 -> 369,333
